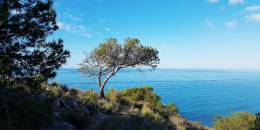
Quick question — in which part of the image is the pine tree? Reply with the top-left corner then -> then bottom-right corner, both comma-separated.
0,0 -> 70,85
80,38 -> 159,98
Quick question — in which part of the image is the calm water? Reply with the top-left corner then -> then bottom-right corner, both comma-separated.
52,69 -> 260,126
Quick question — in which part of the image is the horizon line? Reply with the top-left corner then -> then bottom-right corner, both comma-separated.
60,67 -> 260,71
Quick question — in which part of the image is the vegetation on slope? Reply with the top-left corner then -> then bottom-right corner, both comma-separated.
214,112 -> 260,130
0,83 -> 208,130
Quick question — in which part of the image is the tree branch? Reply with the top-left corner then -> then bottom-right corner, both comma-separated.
101,67 -> 120,89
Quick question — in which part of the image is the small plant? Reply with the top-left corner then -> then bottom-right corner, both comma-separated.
120,86 -> 160,106
98,99 -> 118,112
107,89 -> 122,103
141,103 -> 163,122
68,88 -> 80,97
46,85 -> 64,96
214,112 -> 255,130
79,90 -> 98,106
154,103 -> 178,118
166,103 -> 178,115
252,113 -> 260,130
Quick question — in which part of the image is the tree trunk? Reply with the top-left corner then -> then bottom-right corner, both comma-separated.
99,86 -> 105,98
97,67 -> 120,98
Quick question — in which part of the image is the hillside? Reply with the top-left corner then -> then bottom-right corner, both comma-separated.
0,83 -> 208,130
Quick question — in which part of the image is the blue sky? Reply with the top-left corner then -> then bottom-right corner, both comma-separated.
53,0 -> 260,69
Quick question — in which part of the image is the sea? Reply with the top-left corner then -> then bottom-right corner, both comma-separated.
52,69 -> 260,127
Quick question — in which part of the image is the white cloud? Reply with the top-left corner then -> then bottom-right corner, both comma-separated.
206,19 -> 215,28
62,12 -> 83,22
105,27 -> 110,32
96,32 -> 102,36
57,21 -> 91,37
219,6 -> 226,11
99,19 -> 105,23
208,0 -> 219,4
229,0 -> 244,5
69,15 -> 82,22
246,13 -> 260,22
245,5 -> 260,12
57,22 -> 72,31
225,20 -> 238,29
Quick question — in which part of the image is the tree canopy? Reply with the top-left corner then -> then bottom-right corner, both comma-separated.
80,38 -> 159,97
0,0 -> 70,85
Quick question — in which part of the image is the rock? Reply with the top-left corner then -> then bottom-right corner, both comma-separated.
170,116 -> 209,130
53,121 -> 75,130
40,121 -> 75,130
52,97 -> 89,118
67,99 -> 89,114
53,112 -> 61,119
35,92 -> 50,103
53,98 -> 72,111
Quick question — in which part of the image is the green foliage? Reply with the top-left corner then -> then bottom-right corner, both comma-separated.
79,89 -> 99,106
0,84 -> 205,130
79,38 -> 159,98
86,38 -> 159,69
188,121 -> 208,130
141,103 -> 164,122
166,103 -> 179,116
157,103 -> 178,117
97,99 -> 118,112
106,87 -> 178,122
0,0 -> 70,85
252,113 -> 260,130
107,88 -> 122,103
68,88 -> 80,97
46,84 -> 64,96
214,112 -> 256,130
0,87 -> 52,130
120,86 -> 160,106
80,89 -> 121,112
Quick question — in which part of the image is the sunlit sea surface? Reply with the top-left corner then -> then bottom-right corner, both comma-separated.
52,69 -> 260,126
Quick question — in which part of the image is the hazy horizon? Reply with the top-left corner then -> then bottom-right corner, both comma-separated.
60,66 -> 260,71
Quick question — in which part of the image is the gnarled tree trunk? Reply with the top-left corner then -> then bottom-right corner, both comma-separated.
97,67 -> 120,98
99,86 -> 105,98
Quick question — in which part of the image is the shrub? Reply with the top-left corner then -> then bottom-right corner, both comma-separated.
141,103 -> 163,122
156,103 -> 178,117
214,112 -> 256,130
68,88 -> 80,97
120,86 -> 160,106
60,85 -> 70,92
46,85 -> 64,96
0,88 -> 53,130
79,89 -> 98,106
252,113 -> 260,130
107,89 -> 121,103
111,87 -> 178,121
98,99 -> 118,112
188,121 -> 208,130
166,103 -> 178,115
